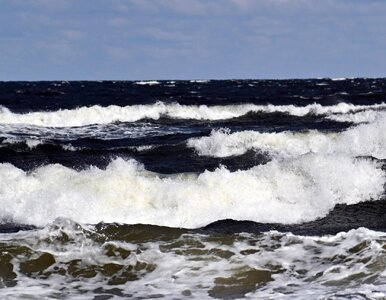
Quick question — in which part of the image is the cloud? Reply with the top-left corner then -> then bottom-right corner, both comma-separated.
3,0 -> 386,80
35,39 -> 84,64
105,46 -> 131,60
11,0 -> 73,11
158,0 -> 209,15
61,29 -> 85,40
127,0 -> 225,16
125,0 -> 386,17
140,27 -> 188,42
123,0 -> 159,13
108,17 -> 129,27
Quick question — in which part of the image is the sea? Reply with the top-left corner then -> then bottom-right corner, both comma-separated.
0,78 -> 386,299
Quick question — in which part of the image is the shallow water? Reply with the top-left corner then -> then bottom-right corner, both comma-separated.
1,220 -> 386,299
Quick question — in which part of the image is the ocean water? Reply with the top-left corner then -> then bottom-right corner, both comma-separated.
0,78 -> 386,299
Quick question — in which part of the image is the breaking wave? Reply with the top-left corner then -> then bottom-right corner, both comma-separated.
188,112 -> 386,159
0,155 -> 384,228
1,102 -> 385,127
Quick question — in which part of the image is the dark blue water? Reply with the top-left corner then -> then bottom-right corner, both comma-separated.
1,79 -> 386,299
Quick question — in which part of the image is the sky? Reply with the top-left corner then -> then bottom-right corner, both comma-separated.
1,0 -> 386,80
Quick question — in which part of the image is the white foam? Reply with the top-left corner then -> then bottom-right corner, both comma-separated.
135,80 -> 160,85
326,110 -> 383,123
1,221 -> 386,299
188,112 -> 386,159
1,137 -> 43,149
1,102 -> 385,127
190,79 -> 210,83
134,145 -> 155,152
61,144 -> 80,151
0,155 -> 383,227
245,228 -> 386,299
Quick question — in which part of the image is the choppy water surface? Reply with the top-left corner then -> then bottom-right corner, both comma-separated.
2,219 -> 386,299
1,79 -> 386,299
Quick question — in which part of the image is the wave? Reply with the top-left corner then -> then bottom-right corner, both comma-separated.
0,138 -> 80,152
1,220 -> 385,299
0,156 -> 384,227
0,120 -> 186,143
134,80 -> 160,85
0,138 -> 161,154
0,137 -> 44,149
188,112 -> 386,159
331,77 -> 348,81
326,110 -> 383,123
1,102 -> 385,127
190,79 -> 210,83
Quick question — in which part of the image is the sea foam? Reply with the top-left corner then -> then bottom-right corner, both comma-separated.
0,155 -> 383,227
0,102 -> 385,127
2,221 -> 386,299
188,112 -> 386,159
135,80 -> 160,85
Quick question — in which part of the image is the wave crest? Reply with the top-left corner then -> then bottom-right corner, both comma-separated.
0,155 -> 384,227
1,102 -> 385,127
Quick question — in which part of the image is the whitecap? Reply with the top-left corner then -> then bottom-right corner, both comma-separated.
188,112 -> 386,159
134,80 -> 160,85
1,102 -> 385,127
0,155 -> 383,227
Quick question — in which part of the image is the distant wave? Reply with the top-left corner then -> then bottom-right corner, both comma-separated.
188,112 -> 386,159
0,155 -> 383,227
0,138 -> 80,151
1,102 -> 385,127
0,137 -> 159,153
0,120 -> 186,143
326,110 -> 384,123
134,80 -> 160,85
331,77 -> 348,81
